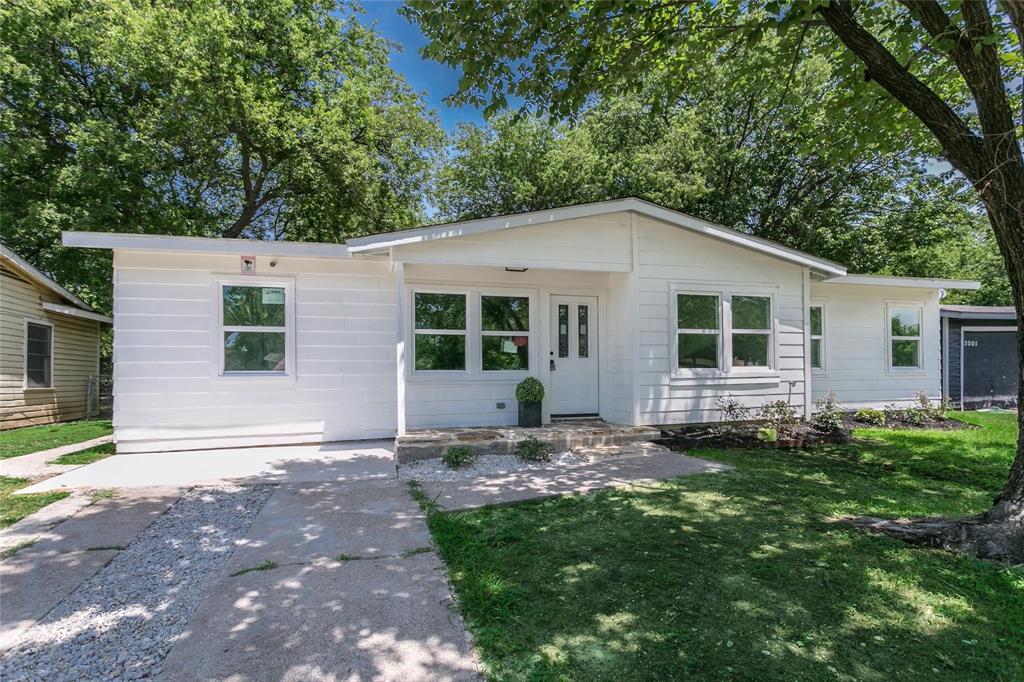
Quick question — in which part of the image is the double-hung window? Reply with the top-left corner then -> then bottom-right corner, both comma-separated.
731,295 -> 771,367
809,304 -> 825,371
25,321 -> 53,388
888,303 -> 922,369
221,285 -> 288,373
676,293 -> 721,370
414,292 -> 467,371
481,295 -> 529,371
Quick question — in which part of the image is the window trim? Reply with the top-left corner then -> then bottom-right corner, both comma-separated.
23,318 -> 54,390
215,278 -> 295,380
670,283 -> 779,380
809,300 -> 827,374
885,300 -> 925,373
407,285 -> 535,380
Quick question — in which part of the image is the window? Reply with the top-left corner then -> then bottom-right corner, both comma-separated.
481,295 -> 529,371
25,321 -> 52,388
414,292 -> 467,371
222,285 -> 287,373
676,293 -> 721,369
557,304 -> 569,358
889,304 -> 922,369
809,305 -> 825,370
578,304 -> 590,358
731,295 -> 771,367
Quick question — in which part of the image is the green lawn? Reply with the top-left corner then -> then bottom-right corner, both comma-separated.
48,442 -> 115,466
0,476 -> 68,528
426,412 -> 1024,681
0,420 -> 112,459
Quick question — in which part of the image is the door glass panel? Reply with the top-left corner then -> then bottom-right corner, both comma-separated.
578,305 -> 589,358
558,304 -> 569,358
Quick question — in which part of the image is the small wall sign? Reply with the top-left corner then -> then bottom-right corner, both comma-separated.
240,255 -> 256,273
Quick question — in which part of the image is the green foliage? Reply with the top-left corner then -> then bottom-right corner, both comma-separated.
0,420 -> 112,459
811,393 -> 845,433
514,377 -> 544,404
0,477 -> 69,528
48,443 -> 115,466
1,0 -> 443,312
756,426 -> 777,442
442,446 -> 477,470
855,409 -> 887,427
757,400 -> 800,437
714,395 -> 752,423
514,436 -> 550,463
425,412 -> 1023,680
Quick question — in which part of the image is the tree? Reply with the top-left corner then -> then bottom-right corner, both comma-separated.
1,0 -> 443,311
404,0 -> 1024,561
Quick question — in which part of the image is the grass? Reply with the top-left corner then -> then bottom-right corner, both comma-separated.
48,442 -> 115,466
426,412 -> 1024,681
0,476 -> 69,529
230,559 -> 278,577
0,419 -> 112,459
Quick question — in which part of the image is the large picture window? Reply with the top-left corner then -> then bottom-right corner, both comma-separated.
676,293 -> 721,369
481,295 -> 530,371
414,292 -> 467,371
25,321 -> 52,388
888,304 -> 922,369
222,285 -> 287,373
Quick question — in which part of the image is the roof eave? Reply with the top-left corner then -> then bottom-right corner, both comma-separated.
62,231 -> 352,259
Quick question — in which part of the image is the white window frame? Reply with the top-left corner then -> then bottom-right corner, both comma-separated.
23,318 -> 54,390
670,283 -> 779,380
480,294 -> 532,374
809,301 -> 827,374
407,285 -> 536,380
215,278 -> 295,380
885,300 -> 924,373
411,288 -> 470,376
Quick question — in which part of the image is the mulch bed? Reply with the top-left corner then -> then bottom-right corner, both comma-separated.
845,415 -> 975,431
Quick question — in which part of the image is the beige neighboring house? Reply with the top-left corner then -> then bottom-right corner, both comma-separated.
1,244 -> 112,430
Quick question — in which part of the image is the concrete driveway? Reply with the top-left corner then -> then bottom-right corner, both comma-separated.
1,444 -> 480,681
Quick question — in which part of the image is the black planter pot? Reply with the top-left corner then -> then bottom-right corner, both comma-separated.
518,401 -> 542,427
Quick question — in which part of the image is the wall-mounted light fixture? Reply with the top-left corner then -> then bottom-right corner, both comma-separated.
505,267 -> 528,273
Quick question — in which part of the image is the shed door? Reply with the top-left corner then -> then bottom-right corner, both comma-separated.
962,329 -> 1018,408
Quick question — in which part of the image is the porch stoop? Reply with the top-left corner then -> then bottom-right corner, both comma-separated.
395,420 -> 661,463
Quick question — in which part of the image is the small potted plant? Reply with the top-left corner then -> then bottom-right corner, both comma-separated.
515,377 -> 544,427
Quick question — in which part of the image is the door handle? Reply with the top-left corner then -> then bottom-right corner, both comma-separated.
550,359 -> 556,371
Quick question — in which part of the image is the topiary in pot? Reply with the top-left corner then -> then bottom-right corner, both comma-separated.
515,377 -> 545,427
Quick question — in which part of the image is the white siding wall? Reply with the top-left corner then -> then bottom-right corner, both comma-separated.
635,215 -> 808,425
603,271 -> 635,424
112,251 -> 396,452
392,213 -> 633,272
402,264 -> 613,429
810,283 -> 941,407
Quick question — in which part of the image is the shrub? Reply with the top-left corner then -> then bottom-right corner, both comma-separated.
884,401 -> 926,425
515,436 -> 551,462
515,377 -> 545,403
442,446 -> 476,470
758,400 -> 800,437
811,393 -> 845,433
715,395 -> 752,423
854,408 -> 886,426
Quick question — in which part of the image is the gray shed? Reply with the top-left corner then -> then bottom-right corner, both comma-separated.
940,305 -> 1018,408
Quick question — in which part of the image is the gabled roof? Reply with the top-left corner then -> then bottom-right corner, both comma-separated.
940,305 -> 1016,319
0,243 -> 112,323
346,197 -> 849,276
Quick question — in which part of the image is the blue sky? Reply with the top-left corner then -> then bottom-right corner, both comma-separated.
358,0 -> 484,132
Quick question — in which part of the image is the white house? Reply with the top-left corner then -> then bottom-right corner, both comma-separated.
63,198 -> 978,454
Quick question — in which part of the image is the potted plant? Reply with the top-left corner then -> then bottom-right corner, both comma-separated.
515,377 -> 544,427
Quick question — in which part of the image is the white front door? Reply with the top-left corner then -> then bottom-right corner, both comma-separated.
549,295 -> 599,415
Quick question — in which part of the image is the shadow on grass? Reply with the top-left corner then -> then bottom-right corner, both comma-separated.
428,413 -> 1024,681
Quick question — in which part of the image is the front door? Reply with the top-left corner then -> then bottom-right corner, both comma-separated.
549,295 -> 599,415
962,329 -> 1018,408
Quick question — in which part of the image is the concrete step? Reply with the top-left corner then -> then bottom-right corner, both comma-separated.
571,441 -> 675,463
396,421 -> 661,463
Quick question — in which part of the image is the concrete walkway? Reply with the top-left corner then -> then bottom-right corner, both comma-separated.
158,479 -> 480,681
418,448 -> 732,511
0,435 -> 112,480
19,440 -> 397,493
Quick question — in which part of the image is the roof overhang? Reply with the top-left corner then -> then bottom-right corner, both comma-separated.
41,301 -> 112,325
940,306 -> 1016,320
817,274 -> 981,290
62,231 -> 352,259
346,198 -> 848,277
1,243 -> 102,314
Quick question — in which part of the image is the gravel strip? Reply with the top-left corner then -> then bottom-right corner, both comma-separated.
2,485 -> 273,681
398,452 -> 582,482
